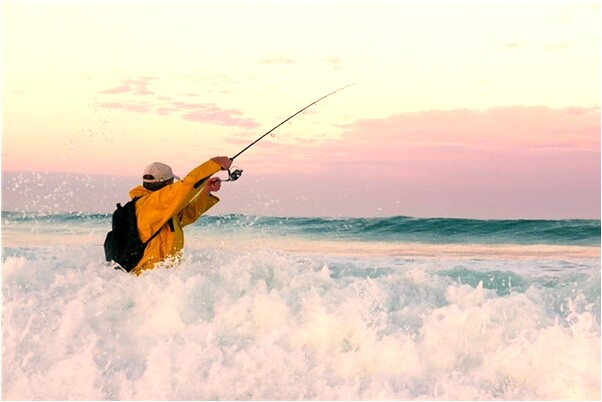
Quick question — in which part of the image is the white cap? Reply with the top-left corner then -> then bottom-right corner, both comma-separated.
143,162 -> 180,183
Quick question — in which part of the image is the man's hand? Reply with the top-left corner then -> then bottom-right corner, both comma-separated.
211,156 -> 232,171
204,177 -> 222,194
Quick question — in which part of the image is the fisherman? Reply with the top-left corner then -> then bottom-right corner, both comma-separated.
106,86 -> 350,274
125,156 -> 232,275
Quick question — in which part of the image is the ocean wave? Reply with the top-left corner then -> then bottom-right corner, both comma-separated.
3,211 -> 599,246
200,214 -> 601,246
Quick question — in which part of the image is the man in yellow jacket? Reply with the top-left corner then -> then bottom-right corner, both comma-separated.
129,156 -> 232,275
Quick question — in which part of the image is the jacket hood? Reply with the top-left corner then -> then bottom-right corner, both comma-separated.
129,185 -> 152,200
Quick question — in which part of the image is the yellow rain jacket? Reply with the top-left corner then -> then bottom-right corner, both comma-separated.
129,159 -> 222,275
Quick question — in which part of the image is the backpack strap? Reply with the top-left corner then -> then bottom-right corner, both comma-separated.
144,224 -> 163,246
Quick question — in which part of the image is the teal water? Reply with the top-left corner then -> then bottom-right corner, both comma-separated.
202,214 -> 601,246
2,212 -> 600,246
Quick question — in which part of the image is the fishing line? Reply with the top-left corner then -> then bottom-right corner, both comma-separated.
223,84 -> 354,182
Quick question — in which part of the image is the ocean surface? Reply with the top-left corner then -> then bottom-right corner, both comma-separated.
2,212 -> 600,400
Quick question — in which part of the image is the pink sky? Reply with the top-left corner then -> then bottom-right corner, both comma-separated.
212,106 -> 600,218
3,104 -> 599,218
2,2 -> 600,218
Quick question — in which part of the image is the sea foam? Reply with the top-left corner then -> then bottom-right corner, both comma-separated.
2,229 -> 600,400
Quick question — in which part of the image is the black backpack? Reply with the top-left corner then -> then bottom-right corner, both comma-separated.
104,197 -> 161,272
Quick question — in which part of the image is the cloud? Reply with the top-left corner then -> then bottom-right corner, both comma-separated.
99,77 -> 157,95
182,106 -> 260,129
97,77 -> 260,128
337,106 -> 600,152
233,106 -> 599,218
232,106 -> 600,165
324,56 -> 343,70
99,101 -> 153,113
240,106 -> 600,187
546,43 -> 571,50
100,85 -> 132,95
311,106 -> 601,196
260,57 -> 296,65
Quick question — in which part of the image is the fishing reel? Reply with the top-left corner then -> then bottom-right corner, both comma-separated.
225,168 -> 243,182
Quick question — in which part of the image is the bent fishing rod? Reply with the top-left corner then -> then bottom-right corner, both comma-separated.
224,84 -> 354,182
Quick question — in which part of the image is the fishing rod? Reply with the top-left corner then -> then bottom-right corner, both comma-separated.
223,84 -> 354,182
